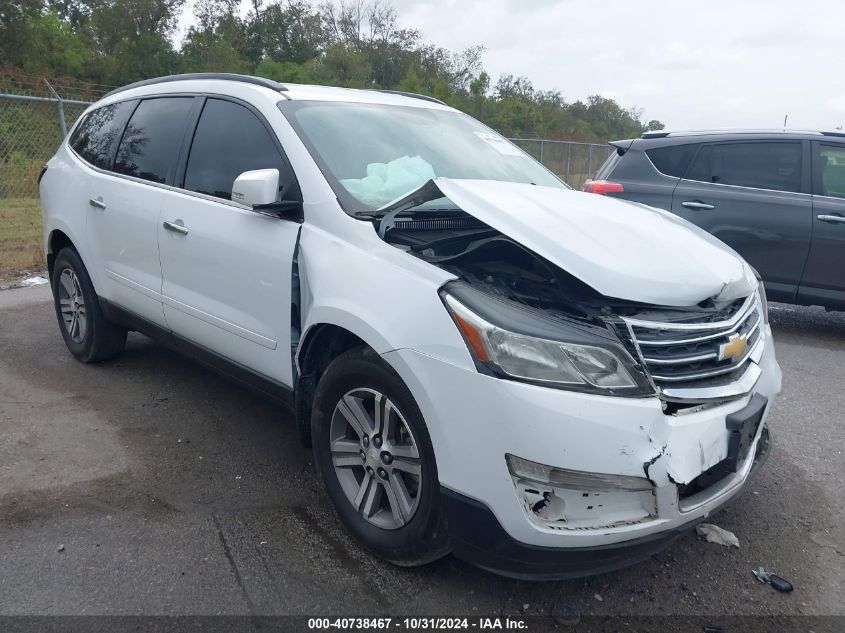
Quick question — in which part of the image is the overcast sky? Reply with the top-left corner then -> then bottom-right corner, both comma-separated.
181,0 -> 845,130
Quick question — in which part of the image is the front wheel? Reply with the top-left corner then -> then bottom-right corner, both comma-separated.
311,348 -> 449,566
51,248 -> 127,363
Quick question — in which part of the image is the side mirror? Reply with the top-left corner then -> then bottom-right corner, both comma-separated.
231,168 -> 304,222
232,169 -> 279,207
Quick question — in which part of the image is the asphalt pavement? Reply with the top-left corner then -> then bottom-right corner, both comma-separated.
0,285 -> 842,624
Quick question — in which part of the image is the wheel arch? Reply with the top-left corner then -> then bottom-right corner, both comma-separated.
46,228 -> 77,278
295,319 -> 386,447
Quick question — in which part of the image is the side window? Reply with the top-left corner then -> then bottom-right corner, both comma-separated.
69,100 -> 136,170
646,144 -> 698,178
114,97 -> 195,184
594,150 -> 621,181
818,145 -> 845,198
685,142 -> 802,193
183,99 -> 289,201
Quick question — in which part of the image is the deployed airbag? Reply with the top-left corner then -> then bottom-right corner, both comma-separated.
341,155 -> 435,207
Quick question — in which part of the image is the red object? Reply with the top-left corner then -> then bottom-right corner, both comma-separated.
581,180 -> 624,195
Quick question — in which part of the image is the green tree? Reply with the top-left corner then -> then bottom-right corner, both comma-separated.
0,0 -> 666,142
262,0 -> 325,64
307,42 -> 371,87
255,58 -> 312,83
181,30 -> 250,74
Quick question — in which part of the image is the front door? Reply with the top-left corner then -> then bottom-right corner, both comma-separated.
157,97 -> 302,386
798,141 -> 845,308
670,140 -> 812,302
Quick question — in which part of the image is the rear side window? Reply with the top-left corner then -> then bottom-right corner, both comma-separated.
183,99 -> 288,201
594,149 -> 621,180
69,100 -> 136,170
646,144 -> 697,178
114,97 -> 194,184
685,142 -> 802,193
818,145 -> 845,198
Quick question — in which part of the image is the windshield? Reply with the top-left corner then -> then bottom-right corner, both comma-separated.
280,100 -> 566,213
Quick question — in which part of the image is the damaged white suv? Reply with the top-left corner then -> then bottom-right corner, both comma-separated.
40,73 -> 781,579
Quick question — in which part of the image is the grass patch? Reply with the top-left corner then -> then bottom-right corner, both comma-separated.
0,197 -> 44,282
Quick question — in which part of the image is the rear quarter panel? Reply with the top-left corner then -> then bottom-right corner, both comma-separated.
605,146 -> 679,210
39,145 -> 94,283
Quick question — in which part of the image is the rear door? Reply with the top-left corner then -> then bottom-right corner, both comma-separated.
798,141 -> 845,308
670,140 -> 812,302
157,97 -> 302,386
84,96 -> 195,326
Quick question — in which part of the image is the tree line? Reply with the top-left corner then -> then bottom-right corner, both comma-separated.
1,0 -> 665,141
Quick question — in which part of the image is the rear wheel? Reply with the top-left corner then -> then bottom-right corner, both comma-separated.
312,348 -> 449,566
51,248 -> 127,362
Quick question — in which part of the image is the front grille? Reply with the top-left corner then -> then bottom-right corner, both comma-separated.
624,293 -> 763,389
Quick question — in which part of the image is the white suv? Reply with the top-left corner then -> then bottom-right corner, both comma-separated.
39,73 -> 782,579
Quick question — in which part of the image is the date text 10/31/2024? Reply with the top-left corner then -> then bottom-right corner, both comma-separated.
307,617 -> 528,630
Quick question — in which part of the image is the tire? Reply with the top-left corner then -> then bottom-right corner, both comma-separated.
311,347 -> 450,566
51,247 -> 127,363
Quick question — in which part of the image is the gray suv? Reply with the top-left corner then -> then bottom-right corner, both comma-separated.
587,130 -> 845,310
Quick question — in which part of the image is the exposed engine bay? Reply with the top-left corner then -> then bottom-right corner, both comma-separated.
381,212 -> 743,324
380,211 -> 749,329
382,213 -> 627,320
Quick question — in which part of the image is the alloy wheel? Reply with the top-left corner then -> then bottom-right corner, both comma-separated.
329,388 -> 422,530
58,268 -> 87,343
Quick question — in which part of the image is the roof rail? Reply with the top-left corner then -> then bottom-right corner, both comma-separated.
821,130 -> 845,138
102,73 -> 288,99
372,89 -> 446,106
642,128 -> 826,139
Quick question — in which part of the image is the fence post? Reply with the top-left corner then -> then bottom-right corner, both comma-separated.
588,144 -> 593,179
566,143 -> 572,184
56,100 -> 67,139
44,79 -> 67,139
539,140 -> 544,166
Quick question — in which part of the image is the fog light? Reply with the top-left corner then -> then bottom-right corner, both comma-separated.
506,454 -> 656,529
506,454 -> 653,492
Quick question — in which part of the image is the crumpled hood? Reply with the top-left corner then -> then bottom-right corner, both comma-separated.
393,178 -> 756,307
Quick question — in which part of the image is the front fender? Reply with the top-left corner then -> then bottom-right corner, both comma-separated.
296,223 -> 475,371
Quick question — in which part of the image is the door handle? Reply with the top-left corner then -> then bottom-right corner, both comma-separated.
817,214 -> 845,224
681,201 -> 715,210
162,220 -> 188,235
88,197 -> 106,210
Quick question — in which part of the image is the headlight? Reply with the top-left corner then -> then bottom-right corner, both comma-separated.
440,282 -> 653,396
757,279 -> 769,325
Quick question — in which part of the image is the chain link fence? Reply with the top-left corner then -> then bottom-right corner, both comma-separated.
0,79 -> 612,278
510,138 -> 614,190
0,73 -> 101,279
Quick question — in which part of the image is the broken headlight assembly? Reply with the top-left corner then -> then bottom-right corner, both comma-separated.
440,281 -> 653,396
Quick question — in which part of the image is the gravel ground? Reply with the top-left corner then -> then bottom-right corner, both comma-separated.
0,285 -> 842,626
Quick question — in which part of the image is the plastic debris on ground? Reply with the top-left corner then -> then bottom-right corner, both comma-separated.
753,566 -> 794,593
550,603 -> 580,626
696,523 -> 740,548
20,275 -> 48,287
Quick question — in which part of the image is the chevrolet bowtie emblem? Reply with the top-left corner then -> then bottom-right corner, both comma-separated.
719,333 -> 748,363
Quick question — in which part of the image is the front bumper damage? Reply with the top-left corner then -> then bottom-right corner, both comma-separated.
441,425 -> 770,580
382,323 -> 781,579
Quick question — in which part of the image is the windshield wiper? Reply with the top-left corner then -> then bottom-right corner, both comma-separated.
373,179 -> 446,237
